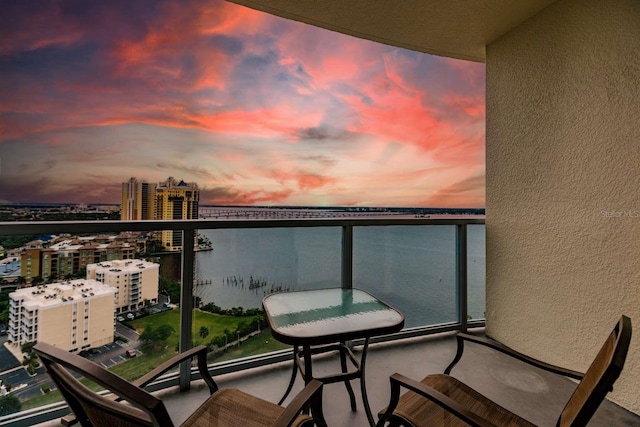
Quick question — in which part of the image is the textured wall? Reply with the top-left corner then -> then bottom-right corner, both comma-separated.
486,0 -> 640,413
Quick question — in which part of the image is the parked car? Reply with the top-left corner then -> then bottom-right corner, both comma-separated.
116,316 -> 125,322
126,313 -> 134,320
125,349 -> 137,358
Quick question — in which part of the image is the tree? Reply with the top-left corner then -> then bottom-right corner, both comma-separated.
0,394 -> 21,416
155,324 -> 173,341
199,326 -> 209,340
140,324 -> 174,348
139,326 -> 155,343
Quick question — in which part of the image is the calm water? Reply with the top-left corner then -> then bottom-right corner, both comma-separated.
195,224 -> 485,328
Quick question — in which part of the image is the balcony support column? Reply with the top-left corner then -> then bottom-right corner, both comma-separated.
456,224 -> 468,332
342,225 -> 353,289
179,229 -> 196,391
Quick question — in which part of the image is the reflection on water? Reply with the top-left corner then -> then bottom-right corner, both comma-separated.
195,225 -> 485,328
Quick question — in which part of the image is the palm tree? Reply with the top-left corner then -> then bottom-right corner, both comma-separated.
199,326 -> 209,340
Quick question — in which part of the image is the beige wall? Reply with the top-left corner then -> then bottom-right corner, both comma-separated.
39,304 -> 74,350
38,298 -> 115,352
86,298 -> 117,348
141,267 -> 160,304
486,0 -> 640,413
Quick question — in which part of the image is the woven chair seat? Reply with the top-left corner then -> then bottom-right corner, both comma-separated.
183,388 -> 312,427
380,374 -> 535,427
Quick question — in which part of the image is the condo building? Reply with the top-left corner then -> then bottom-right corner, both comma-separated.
20,235 -> 136,282
154,177 -> 199,251
86,259 -> 159,314
121,177 -> 155,221
8,279 -> 116,353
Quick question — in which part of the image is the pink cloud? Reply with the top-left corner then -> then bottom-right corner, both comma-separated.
265,169 -> 336,191
0,0 -> 485,208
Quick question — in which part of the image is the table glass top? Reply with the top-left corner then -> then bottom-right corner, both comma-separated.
262,288 -> 404,342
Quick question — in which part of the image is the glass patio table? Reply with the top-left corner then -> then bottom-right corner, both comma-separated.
262,288 -> 405,426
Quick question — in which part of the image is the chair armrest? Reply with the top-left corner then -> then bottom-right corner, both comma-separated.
446,333 -> 584,380
133,345 -> 218,394
273,379 -> 326,427
379,373 -> 497,427
58,345 -> 218,426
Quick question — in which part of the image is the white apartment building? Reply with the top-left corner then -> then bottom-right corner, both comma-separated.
86,259 -> 159,314
8,280 -> 116,353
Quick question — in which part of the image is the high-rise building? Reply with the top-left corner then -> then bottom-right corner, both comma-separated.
8,280 -> 116,352
86,259 -> 159,314
121,177 -> 155,221
155,177 -> 199,251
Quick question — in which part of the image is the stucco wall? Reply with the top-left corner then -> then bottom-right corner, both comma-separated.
486,0 -> 640,414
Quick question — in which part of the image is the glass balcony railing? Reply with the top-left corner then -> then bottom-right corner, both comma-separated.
0,216 -> 484,426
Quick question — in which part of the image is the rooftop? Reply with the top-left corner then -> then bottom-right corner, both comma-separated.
10,279 -> 115,308
88,259 -> 158,273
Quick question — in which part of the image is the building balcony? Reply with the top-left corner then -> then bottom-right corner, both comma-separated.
29,331 -> 639,427
0,216 -> 636,426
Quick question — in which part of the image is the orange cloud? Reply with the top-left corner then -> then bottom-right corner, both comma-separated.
422,174 -> 485,208
265,169 -> 336,191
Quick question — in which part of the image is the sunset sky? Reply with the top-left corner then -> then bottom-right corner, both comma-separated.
0,0 -> 485,207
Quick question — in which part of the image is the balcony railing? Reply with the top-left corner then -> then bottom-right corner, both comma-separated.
0,216 -> 484,426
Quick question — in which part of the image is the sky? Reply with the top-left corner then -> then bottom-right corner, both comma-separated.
0,0 -> 485,208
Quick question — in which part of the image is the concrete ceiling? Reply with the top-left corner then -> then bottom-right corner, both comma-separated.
226,0 -> 558,62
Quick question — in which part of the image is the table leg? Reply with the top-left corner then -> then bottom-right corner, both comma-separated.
278,345 -> 299,405
340,341 -> 357,411
359,338 -> 375,426
302,344 -> 313,382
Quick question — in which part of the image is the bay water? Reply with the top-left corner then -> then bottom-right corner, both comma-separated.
195,224 -> 485,328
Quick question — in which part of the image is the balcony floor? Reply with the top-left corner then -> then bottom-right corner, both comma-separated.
37,330 -> 639,426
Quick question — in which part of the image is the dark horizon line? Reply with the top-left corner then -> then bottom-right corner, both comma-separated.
0,202 -> 485,212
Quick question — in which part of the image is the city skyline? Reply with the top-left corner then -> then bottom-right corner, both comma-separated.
0,0 -> 485,208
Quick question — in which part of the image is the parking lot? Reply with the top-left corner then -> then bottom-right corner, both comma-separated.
87,345 -> 132,368
81,325 -> 141,368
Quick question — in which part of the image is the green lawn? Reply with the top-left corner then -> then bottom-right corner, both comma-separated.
112,309 -> 262,380
129,309 -> 251,349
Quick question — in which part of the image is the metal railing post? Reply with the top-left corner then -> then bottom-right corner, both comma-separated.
179,228 -> 196,391
456,224 -> 468,332
342,225 -> 353,289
